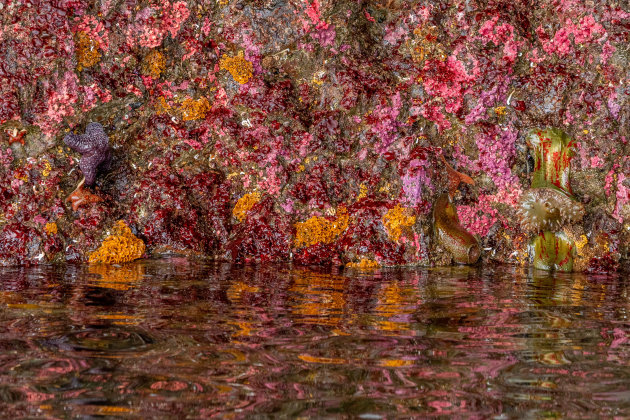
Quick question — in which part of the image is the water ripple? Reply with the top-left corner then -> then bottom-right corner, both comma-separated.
0,262 -> 627,417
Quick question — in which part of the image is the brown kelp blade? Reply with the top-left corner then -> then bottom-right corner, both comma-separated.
440,154 -> 474,197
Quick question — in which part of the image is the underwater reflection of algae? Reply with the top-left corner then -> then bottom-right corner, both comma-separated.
226,280 -> 261,338
525,269 -> 611,366
39,404 -> 138,418
87,263 -> 146,291
528,269 -> 611,312
372,280 -> 419,335
289,270 -> 350,327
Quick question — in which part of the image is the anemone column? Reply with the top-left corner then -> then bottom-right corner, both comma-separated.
517,128 -> 584,271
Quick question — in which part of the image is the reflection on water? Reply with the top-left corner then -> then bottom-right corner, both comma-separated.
0,261 -> 628,417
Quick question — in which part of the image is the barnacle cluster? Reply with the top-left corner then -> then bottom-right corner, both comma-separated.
219,51 -> 253,84
75,31 -> 101,71
294,208 -> 349,248
179,97 -> 211,121
141,50 -> 166,78
233,192 -> 261,222
89,221 -> 145,264
382,204 -> 416,242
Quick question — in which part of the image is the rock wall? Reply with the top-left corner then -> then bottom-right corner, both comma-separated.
0,0 -> 628,270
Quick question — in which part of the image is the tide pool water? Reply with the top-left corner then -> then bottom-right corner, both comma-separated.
0,261 -> 628,418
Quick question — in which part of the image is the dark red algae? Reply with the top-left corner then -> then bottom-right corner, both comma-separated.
0,0 -> 628,272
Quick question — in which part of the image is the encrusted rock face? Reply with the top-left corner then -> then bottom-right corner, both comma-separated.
0,0 -> 628,270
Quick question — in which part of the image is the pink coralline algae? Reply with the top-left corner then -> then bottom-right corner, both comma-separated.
465,78 -> 510,125
369,92 -> 404,152
605,164 -> 630,224
401,161 -> 433,208
538,15 -> 606,58
457,195 -> 502,238
73,15 -> 110,52
302,0 -> 328,30
126,1 -> 190,49
80,84 -> 113,113
35,72 -> 80,138
422,56 -> 473,115
310,25 -> 336,47
478,17 -> 521,64
474,126 -> 521,198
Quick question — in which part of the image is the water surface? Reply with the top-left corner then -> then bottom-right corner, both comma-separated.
0,261 -> 628,418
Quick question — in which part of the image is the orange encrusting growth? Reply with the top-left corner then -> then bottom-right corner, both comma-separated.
154,96 -> 211,121
141,50 -> 166,78
346,259 -> 380,269
89,221 -> 145,264
75,31 -> 101,71
219,51 -> 253,84
179,97 -> 211,121
44,222 -> 58,235
382,204 -> 416,242
294,208 -> 349,248
232,192 -> 262,222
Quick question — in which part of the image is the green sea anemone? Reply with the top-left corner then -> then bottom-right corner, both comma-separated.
518,128 -> 583,272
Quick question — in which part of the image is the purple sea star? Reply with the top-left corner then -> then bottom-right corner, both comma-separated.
63,122 -> 112,186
